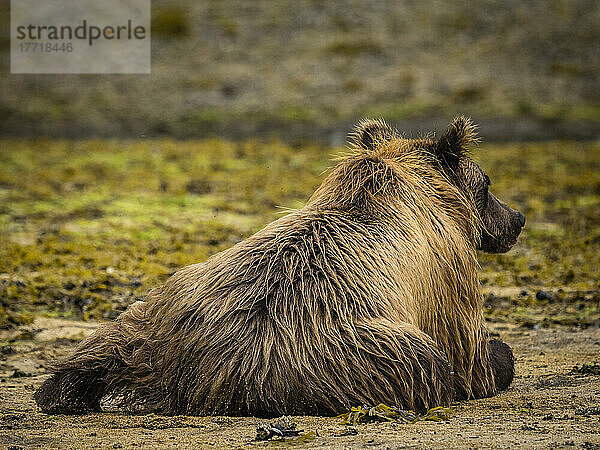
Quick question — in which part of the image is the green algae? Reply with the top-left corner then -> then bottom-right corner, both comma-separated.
0,138 -> 598,327
0,138 -> 324,326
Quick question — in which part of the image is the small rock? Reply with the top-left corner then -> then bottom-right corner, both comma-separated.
536,290 -> 552,301
9,369 -> 32,378
336,427 -> 358,436
570,363 -> 600,375
575,407 -> 600,417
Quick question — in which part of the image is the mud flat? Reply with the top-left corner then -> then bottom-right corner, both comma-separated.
0,318 -> 598,449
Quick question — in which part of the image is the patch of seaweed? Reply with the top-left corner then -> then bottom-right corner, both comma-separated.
337,404 -> 452,427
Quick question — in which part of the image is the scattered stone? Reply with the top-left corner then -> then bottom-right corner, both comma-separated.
575,407 -> 600,417
185,179 -> 211,195
336,427 -> 359,436
255,416 -> 302,441
570,363 -> 600,376
536,290 -> 552,301
9,369 -> 32,378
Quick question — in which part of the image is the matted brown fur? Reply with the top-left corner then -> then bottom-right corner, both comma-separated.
35,118 -> 518,417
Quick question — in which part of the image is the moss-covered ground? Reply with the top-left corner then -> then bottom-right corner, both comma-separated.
0,139 -> 598,328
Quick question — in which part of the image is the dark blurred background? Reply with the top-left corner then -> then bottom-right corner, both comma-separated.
1,0 -> 598,143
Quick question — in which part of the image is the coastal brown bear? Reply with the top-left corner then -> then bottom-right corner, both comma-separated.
35,117 -> 525,417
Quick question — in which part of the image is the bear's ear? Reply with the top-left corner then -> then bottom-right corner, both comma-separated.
435,116 -> 479,170
351,118 -> 398,151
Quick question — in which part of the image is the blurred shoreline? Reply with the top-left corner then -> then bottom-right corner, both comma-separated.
1,117 -> 598,145
1,0 -> 598,144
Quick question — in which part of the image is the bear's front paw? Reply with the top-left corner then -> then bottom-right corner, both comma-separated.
488,339 -> 514,392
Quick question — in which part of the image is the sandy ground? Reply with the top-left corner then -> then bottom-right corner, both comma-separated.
0,318 -> 599,449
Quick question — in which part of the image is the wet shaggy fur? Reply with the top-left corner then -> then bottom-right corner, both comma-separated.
35,118 -> 518,417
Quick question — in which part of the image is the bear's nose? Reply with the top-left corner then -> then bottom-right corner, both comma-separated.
517,212 -> 526,227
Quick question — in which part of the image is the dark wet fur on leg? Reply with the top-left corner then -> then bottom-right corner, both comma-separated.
34,369 -> 107,414
488,339 -> 515,392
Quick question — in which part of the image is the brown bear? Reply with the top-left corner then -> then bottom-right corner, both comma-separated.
34,117 -> 525,417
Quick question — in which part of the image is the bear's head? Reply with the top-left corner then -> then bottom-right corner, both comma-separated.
353,117 -> 525,254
